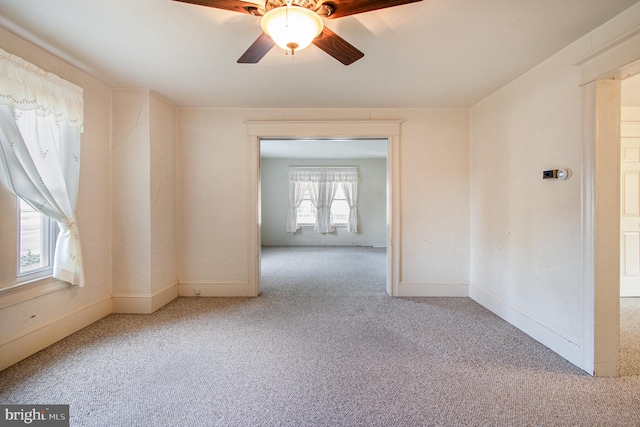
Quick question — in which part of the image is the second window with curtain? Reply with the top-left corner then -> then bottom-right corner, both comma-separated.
286,167 -> 358,234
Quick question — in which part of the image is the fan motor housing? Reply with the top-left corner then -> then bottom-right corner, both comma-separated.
267,0 -> 319,10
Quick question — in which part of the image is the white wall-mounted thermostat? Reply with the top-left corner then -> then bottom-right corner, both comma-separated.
543,169 -> 570,180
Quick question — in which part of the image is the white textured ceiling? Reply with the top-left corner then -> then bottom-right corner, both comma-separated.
0,0 -> 638,108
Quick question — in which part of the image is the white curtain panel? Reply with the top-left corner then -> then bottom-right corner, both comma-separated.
285,179 -> 306,233
288,167 -> 358,234
0,49 -> 84,286
341,180 -> 358,233
308,179 -> 338,234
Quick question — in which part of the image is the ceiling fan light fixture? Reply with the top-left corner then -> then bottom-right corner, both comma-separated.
261,5 -> 323,54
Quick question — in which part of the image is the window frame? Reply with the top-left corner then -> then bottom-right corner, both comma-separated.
0,197 -> 66,310
16,197 -> 58,284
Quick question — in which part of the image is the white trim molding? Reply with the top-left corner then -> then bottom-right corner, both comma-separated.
576,14 -> 640,376
112,283 -> 179,314
261,240 -> 386,247
470,285 -> 583,368
179,281 -> 250,297
397,282 -> 469,297
581,79 -> 622,376
575,25 -> 640,85
0,277 -> 70,310
0,296 -> 112,371
574,11 -> 640,376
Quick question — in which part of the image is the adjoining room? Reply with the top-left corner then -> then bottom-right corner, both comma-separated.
259,139 -> 388,296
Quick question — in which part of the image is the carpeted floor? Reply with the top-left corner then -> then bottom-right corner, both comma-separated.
1,246 -> 640,426
620,296 -> 640,377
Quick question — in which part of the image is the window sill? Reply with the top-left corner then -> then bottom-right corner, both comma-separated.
0,276 -> 70,310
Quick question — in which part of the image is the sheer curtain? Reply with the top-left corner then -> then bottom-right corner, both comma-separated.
288,167 -> 358,234
285,175 -> 306,233
308,179 -> 338,234
341,179 -> 358,233
0,48 -> 85,286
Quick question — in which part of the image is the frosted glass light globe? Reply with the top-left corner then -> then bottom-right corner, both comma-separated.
261,6 -> 323,53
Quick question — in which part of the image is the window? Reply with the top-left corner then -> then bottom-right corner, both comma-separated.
17,198 -> 58,282
0,48 -> 85,286
296,184 -> 350,226
286,167 -> 358,234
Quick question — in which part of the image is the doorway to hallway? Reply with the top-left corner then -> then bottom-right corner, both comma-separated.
620,73 -> 640,375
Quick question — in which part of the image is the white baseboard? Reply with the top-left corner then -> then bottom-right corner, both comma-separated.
397,282 -> 469,297
469,284 -> 583,370
261,241 -> 386,247
179,281 -> 251,297
0,296 -> 112,371
112,283 -> 179,314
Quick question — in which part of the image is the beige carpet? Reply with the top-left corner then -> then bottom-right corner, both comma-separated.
620,297 -> 640,376
1,246 -> 639,426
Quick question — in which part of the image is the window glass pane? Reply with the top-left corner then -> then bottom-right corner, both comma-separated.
19,199 -> 50,274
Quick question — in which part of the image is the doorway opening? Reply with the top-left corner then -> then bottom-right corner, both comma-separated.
259,138 -> 389,296
585,63 -> 640,376
246,120 -> 402,298
619,72 -> 640,376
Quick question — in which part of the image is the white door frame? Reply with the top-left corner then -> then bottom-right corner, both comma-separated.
247,120 -> 402,297
578,24 -> 640,376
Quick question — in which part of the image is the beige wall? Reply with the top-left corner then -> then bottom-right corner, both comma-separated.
177,108 -> 470,296
400,109 -> 470,287
469,3 -> 640,372
0,27 -> 112,370
111,89 -> 178,313
111,89 -> 152,297
150,93 -> 178,297
470,51 -> 584,365
177,108 -> 251,289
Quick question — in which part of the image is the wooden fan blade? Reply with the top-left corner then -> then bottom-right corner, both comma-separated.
172,0 -> 262,15
320,0 -> 422,19
238,33 -> 275,63
312,27 -> 364,65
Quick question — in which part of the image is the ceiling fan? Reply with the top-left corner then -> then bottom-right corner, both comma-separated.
172,0 -> 423,65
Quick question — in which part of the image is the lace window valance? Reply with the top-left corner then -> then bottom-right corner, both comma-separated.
0,48 -> 84,130
288,167 -> 358,183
